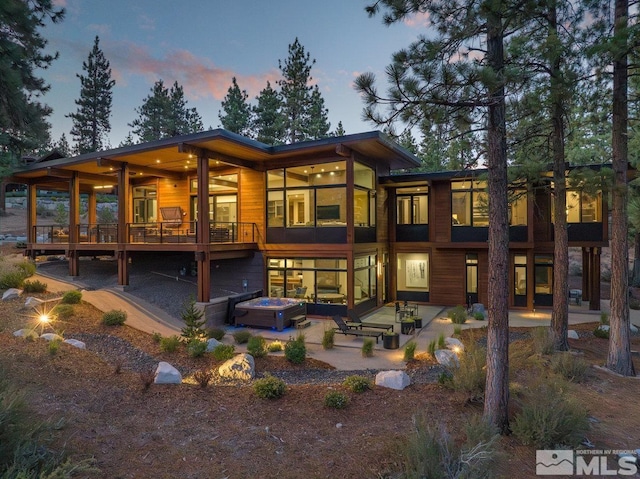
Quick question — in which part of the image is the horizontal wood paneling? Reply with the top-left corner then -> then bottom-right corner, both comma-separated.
239,169 -> 265,241
432,181 -> 451,242
430,249 -> 465,305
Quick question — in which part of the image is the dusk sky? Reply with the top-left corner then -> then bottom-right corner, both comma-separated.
40,0 -> 429,148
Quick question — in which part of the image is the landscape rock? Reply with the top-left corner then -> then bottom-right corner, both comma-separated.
435,349 -> 460,368
206,338 -> 222,352
218,353 -> 255,381
24,296 -> 44,309
598,325 -> 610,332
2,288 -> 22,301
13,329 -> 29,337
40,333 -> 64,342
64,338 -> 86,349
445,337 -> 465,352
568,330 -> 580,340
375,370 -> 411,390
154,361 -> 182,384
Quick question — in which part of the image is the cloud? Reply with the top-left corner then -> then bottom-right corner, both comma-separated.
104,40 -> 280,100
404,11 -> 430,28
87,23 -> 111,36
138,14 -> 155,31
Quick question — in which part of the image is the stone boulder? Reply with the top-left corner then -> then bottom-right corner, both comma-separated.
435,349 -> 460,368
568,330 -> 580,340
206,338 -> 222,352
40,333 -> 64,342
445,337 -> 465,352
154,361 -> 182,384
375,370 -> 411,390
64,338 -> 86,349
2,288 -> 21,301
218,353 -> 255,381
24,296 -> 44,309
13,329 -> 30,337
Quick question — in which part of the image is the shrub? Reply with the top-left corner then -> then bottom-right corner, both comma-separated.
284,336 -> 306,364
22,279 -> 47,293
151,332 -> 162,343
48,338 -> 62,355
212,344 -> 236,361
322,328 -> 335,350
473,311 -> 485,321
447,305 -> 468,324
206,327 -> 226,340
247,335 -> 267,358
0,271 -> 26,289
140,368 -> 156,390
404,341 -> 417,362
453,325 -> 462,336
160,335 -> 182,353
16,261 -> 36,277
512,379 -> 589,448
427,339 -> 437,356
324,391 -> 349,409
22,329 -> 39,342
193,368 -> 214,388
362,338 -> 375,357
551,352 -> 589,382
187,339 -> 208,358
438,333 -> 446,349
102,309 -> 127,326
254,373 -> 286,399
600,312 -> 609,325
61,290 -> 82,304
180,298 -> 206,342
593,325 -> 609,339
267,341 -> 283,352
233,330 -> 252,344
532,326 -> 554,355
400,414 -> 499,479
52,303 -> 74,320
343,375 -> 372,393
448,340 -> 487,402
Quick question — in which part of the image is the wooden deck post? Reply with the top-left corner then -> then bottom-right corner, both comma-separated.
68,172 -> 80,276
117,250 -> 129,286
27,184 -> 36,244
196,154 -> 211,302
589,247 -> 601,311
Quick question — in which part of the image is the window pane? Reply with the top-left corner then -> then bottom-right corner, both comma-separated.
209,173 -> 237,192
286,166 -> 311,187
514,254 -> 527,265
566,191 -> 581,223
354,162 -> 374,188
287,189 -> 314,226
267,169 -> 284,189
397,196 -> 412,225
414,195 -> 428,224
316,187 -> 346,226
515,266 -> 526,294
535,266 -> 553,294
267,191 -> 284,227
451,180 -> 471,190
473,192 -> 489,226
354,189 -> 369,226
582,193 -> 601,222
510,193 -> 527,226
452,192 -> 470,225
466,266 -> 478,293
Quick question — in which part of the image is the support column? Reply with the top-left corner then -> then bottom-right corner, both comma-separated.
117,165 -> 130,286
117,250 -> 129,286
582,247 -> 590,302
589,247 -> 601,311
87,189 -> 97,226
196,250 -> 210,303
68,172 -> 80,276
27,184 -> 37,245
196,154 -> 211,303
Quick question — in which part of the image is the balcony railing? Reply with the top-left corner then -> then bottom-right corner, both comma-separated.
33,224 -> 118,244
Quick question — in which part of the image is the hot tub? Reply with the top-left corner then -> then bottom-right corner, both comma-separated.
233,297 -> 306,331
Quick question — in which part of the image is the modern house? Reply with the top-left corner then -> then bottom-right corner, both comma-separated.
9,129 -> 608,318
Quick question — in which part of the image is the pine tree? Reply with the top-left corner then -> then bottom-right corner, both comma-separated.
54,133 -> 71,157
307,85 -> 330,139
180,298 -> 206,341
252,81 -> 285,145
67,36 -> 115,154
167,81 -> 203,136
219,77 -> 253,136
332,121 -> 346,137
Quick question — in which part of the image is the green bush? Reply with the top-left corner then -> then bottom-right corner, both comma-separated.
400,414 -> 499,479
247,335 -> 267,358
593,325 -> 609,339
52,303 -> 74,320
16,261 -> 36,277
600,312 -> 609,325
512,379 -> 589,448
284,336 -> 306,364
61,290 -> 82,304
187,339 -> 208,358
212,344 -> 236,361
532,326 -> 554,355
447,305 -> 468,324
206,327 -> 226,340
324,391 -> 349,409
151,332 -> 162,343
0,271 -> 26,289
267,341 -> 283,352
22,279 -> 47,293
322,328 -> 335,349
362,338 -> 375,357
404,341 -> 417,361
453,325 -> 462,336
180,298 -> 206,342
438,333 -> 446,349
102,309 -> 127,326
254,373 -> 286,399
448,340 -> 487,402
48,338 -> 62,355
233,330 -> 252,344
160,335 -> 182,353
551,353 -> 589,382
473,311 -> 485,321
343,375 -> 372,393
427,339 -> 437,356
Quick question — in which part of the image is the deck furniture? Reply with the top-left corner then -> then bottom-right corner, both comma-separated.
332,315 -> 383,343
346,310 -> 394,332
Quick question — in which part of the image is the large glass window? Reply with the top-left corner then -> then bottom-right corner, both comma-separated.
190,173 -> 238,223
316,187 -> 346,225
132,186 -> 157,223
534,255 -> 553,294
514,254 -> 527,295
396,253 -> 429,292
466,253 -> 478,294
552,185 -> 602,223
287,189 -> 314,226
509,191 -> 528,226
267,191 -> 284,227
451,180 -> 487,226
397,186 -> 428,225
354,254 -> 377,304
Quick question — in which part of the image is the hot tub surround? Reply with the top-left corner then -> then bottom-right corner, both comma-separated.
233,297 -> 307,331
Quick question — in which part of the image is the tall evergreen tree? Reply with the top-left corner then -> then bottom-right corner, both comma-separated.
332,121 -> 346,137
307,85 -> 331,139
219,77 -> 253,136
67,36 -> 115,154
252,81 -> 285,145
53,133 -> 71,157
167,81 -> 203,136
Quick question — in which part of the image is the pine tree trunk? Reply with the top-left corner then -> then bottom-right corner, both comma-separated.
483,5 -> 510,434
549,4 -> 569,351
607,0 -> 636,376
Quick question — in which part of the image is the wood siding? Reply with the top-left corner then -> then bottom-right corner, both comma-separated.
432,181 -> 452,242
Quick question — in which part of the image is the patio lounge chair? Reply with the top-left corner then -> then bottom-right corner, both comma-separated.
332,315 -> 383,344
346,310 -> 394,332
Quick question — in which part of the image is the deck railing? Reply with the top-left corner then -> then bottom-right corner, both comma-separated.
33,224 -> 119,244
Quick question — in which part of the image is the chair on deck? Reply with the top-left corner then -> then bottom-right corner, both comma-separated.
347,310 -> 394,332
395,302 -> 411,323
332,315 -> 383,343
